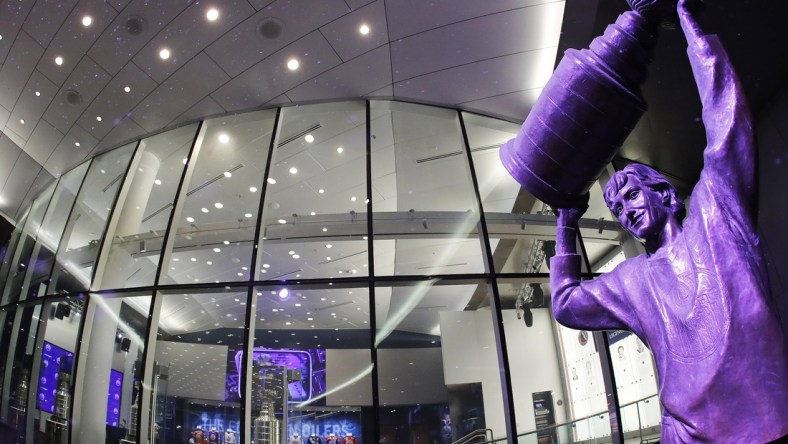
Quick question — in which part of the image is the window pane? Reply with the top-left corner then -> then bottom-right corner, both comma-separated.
99,124 -> 198,289
51,143 -> 136,294
161,111 -> 276,285
21,162 -> 90,299
72,292 -> 151,442
147,289 -> 248,443
371,102 -> 484,276
259,102 -> 368,281
251,284 -> 373,443
375,280 -> 507,442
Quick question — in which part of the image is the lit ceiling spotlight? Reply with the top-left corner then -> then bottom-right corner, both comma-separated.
218,133 -> 230,144
310,211 -> 316,216
154,179 -> 162,185
325,244 -> 332,249
82,15 -> 92,26
244,213 -> 253,218
190,257 -> 197,262
288,251 -> 295,255
74,142 -> 81,147
223,240 -> 230,245
35,91 -> 41,97
289,167 -> 298,174
336,146 -> 344,153
278,219 -> 287,224
19,119 -> 25,125
159,48 -> 171,60
262,263 -> 270,268
201,207 -> 209,213
267,178 -> 276,185
214,202 -> 223,209
223,171 -> 232,178
96,116 -> 103,122
326,256 -> 331,261
55,56 -> 63,65
279,288 -> 289,299
304,134 -> 314,143
322,227 -> 328,232
207,261 -> 213,265
350,196 -> 357,201
213,247 -> 221,253
359,24 -> 370,35
318,189 -> 325,194
186,217 -> 195,223
124,86 -> 131,93
249,186 -> 258,192
287,58 -> 300,70
292,254 -> 300,259
206,8 -> 219,21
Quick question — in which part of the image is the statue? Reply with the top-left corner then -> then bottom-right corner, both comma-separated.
547,1 -> 788,442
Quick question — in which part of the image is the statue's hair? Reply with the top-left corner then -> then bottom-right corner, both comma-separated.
603,163 -> 686,222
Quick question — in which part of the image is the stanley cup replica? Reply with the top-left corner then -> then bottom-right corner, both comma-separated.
253,370 -> 283,444
500,0 -> 667,207
46,356 -> 73,443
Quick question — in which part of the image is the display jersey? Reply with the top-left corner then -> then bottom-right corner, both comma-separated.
192,429 -> 207,444
224,431 -> 236,444
290,435 -> 302,444
550,35 -> 788,444
207,429 -> 221,443
308,435 -> 322,444
325,435 -> 340,444
341,436 -> 357,444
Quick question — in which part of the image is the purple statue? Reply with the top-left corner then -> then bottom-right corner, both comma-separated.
548,1 -> 788,442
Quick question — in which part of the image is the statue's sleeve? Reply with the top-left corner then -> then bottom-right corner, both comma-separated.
687,35 -> 756,217
550,254 -> 642,335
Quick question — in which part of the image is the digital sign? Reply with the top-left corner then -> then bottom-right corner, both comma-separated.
226,348 -> 326,404
37,341 -> 73,413
107,369 -> 123,426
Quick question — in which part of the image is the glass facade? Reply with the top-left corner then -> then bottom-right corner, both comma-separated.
0,100 -> 659,444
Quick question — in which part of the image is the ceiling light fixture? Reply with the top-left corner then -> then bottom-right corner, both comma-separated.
82,16 -> 92,26
124,86 -> 131,93
336,146 -> 344,153
325,244 -> 332,249
55,56 -> 63,65
279,288 -> 289,299
289,167 -> 298,174
304,134 -> 314,143
214,202 -> 223,209
223,171 -> 232,178
19,119 -> 25,124
35,91 -> 41,97
206,8 -> 219,21
201,208 -> 209,213
159,48 -> 171,60
278,219 -> 287,224
96,116 -> 102,122
287,58 -> 299,70
74,142 -> 80,147
186,217 -> 195,223
318,189 -> 324,194
310,211 -> 316,216
223,240 -> 230,245
292,254 -> 300,259
262,263 -> 270,268
359,24 -> 370,35
249,186 -> 258,192
154,179 -> 162,185
267,178 -> 276,184
351,196 -> 357,201
213,248 -> 221,253
218,134 -> 230,144
244,213 -> 253,218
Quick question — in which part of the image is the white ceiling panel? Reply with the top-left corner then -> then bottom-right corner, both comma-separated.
211,31 -> 342,111
0,0 -> 36,63
74,62 -> 158,140
7,71 -> 59,141
394,48 -> 558,107
42,57 -> 111,133
0,31 -> 45,112
0,135 -> 22,188
287,44 -> 391,103
2,126 -> 26,150
23,119 -> 64,166
320,0 -> 388,62
90,116 -> 146,155
88,0 -> 194,75
386,0 -> 554,40
44,125 -> 97,174
36,0 -> 118,86
23,0 -> 80,47
205,0 -> 348,78
1,152 -> 41,214
131,52 -> 230,133
168,96 -> 226,128
131,0 -> 255,84
391,2 -> 564,82
459,89 -> 541,123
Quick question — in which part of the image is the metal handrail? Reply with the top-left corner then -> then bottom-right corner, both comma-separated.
452,428 -> 494,444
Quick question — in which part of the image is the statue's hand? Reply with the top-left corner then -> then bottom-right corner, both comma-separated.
554,193 -> 589,228
627,0 -> 664,23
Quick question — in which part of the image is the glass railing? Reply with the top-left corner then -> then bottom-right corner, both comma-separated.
511,394 -> 661,444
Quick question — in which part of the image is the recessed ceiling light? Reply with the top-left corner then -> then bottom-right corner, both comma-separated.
55,56 -> 63,65
154,179 -> 162,185
289,167 -> 298,174
292,254 -> 300,259
244,213 -> 253,218
359,24 -> 370,35
19,119 -> 24,125
326,256 -> 331,261
214,202 -> 223,209
218,134 -> 230,144
74,142 -> 81,147
207,261 -> 213,265
206,8 -> 219,21
278,219 -> 287,224
190,257 -> 197,262
223,171 -> 232,178
35,91 -> 40,97
223,240 -> 230,245
318,189 -> 325,194
82,16 -> 92,26
0,35 -> 3,41
322,227 -> 328,232
262,263 -> 270,268
336,146 -> 344,153
159,48 -> 171,59
325,244 -> 332,249
249,186 -> 258,192
124,86 -> 131,93
96,116 -> 102,122
351,196 -> 357,201
310,211 -> 316,216
304,134 -> 314,143
186,217 -> 195,223
267,178 -> 276,185
287,58 -> 299,70
288,251 -> 295,255
201,207 -> 209,213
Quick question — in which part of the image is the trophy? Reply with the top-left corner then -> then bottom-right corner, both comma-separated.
500,0 -> 671,207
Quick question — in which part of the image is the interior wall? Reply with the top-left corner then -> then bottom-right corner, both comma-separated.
756,80 -> 788,341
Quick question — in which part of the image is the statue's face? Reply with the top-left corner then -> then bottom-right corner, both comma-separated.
609,177 -> 670,240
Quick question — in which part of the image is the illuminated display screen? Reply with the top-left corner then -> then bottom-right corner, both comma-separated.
226,348 -> 326,403
37,341 -> 73,413
107,369 -> 123,426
